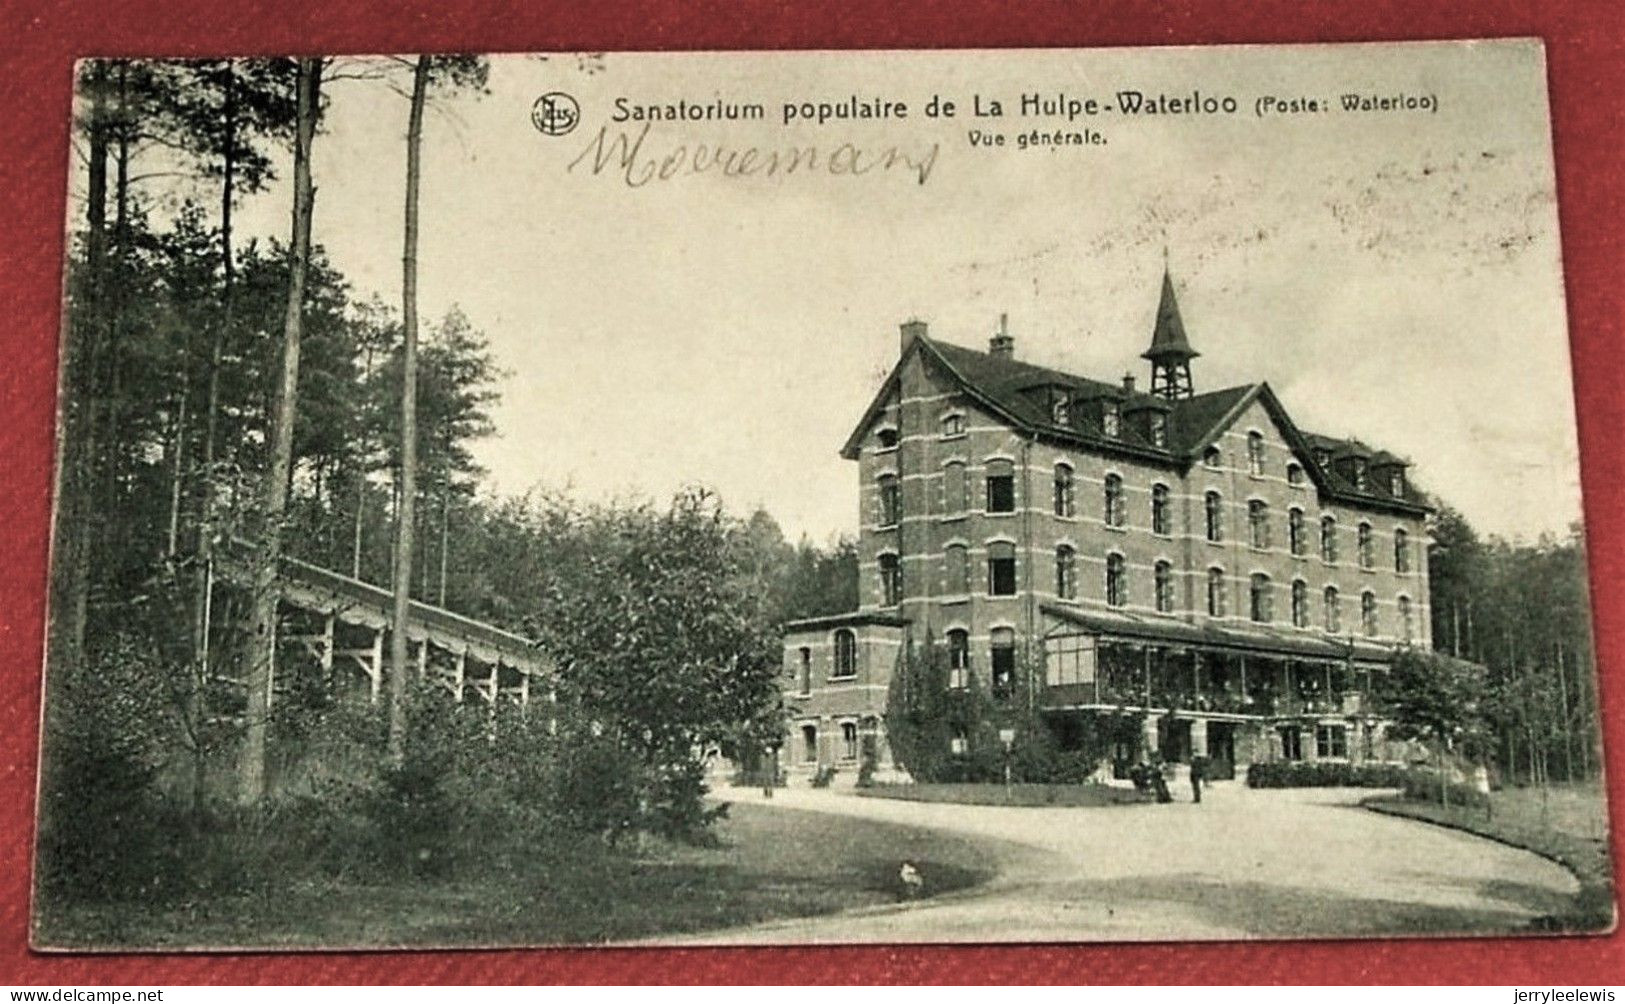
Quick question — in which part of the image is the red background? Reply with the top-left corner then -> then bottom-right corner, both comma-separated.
0,0 -> 1620,985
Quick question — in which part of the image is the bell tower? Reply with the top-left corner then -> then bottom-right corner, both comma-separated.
1143,268 -> 1199,400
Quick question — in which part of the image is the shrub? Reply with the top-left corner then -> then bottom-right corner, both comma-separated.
810,765 -> 837,788
1245,760 -> 1411,789
1400,770 -> 1490,810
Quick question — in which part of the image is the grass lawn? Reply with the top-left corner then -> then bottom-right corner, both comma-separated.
1364,781 -> 1615,934
34,800 -> 1034,950
855,781 -> 1144,807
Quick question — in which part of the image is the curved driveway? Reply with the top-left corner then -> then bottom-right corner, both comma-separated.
670,783 -> 1579,943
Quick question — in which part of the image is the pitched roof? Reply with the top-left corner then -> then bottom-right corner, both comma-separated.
840,334 -> 1429,516
1143,269 -> 1199,361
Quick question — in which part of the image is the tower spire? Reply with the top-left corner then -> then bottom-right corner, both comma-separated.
1142,267 -> 1199,399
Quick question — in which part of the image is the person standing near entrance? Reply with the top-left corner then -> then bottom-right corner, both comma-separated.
1189,754 -> 1207,803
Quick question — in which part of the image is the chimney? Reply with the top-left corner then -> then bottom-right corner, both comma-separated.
989,312 -> 1014,358
900,319 -> 928,355
1122,373 -> 1136,393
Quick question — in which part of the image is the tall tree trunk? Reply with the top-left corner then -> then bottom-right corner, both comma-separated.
50,62 -> 111,684
388,56 -> 430,765
240,57 -> 321,807
438,486 -> 450,606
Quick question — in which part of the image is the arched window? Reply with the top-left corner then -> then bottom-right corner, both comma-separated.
987,541 -> 1017,596
833,629 -> 857,678
1106,553 -> 1127,607
1203,445 -> 1222,468
1320,515 -> 1338,563
1249,499 -> 1270,549
990,627 -> 1016,699
877,473 -> 901,527
1398,595 -> 1414,643
1361,591 -> 1378,636
986,459 -> 1015,513
1324,586 -> 1341,633
801,724 -> 819,763
944,461 -> 968,516
946,543 -> 970,595
1154,560 -> 1175,613
1291,579 -> 1309,628
797,647 -> 811,694
1103,473 -> 1126,527
840,721 -> 859,760
1151,483 -> 1171,536
1055,545 -> 1077,600
878,553 -> 901,607
1247,431 -> 1266,476
1207,567 -> 1227,617
1053,464 -> 1075,517
1358,522 -> 1374,569
1394,527 -> 1410,573
941,413 -> 965,438
1249,573 -> 1273,623
947,628 -> 970,688
1205,491 -> 1224,542
1288,507 -> 1305,556
1287,461 -> 1305,486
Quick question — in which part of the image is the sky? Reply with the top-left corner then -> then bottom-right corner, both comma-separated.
203,40 -> 1577,545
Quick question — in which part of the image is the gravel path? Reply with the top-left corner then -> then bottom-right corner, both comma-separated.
663,782 -> 1580,944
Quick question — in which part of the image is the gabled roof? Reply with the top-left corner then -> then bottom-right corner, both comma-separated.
838,334 -> 1430,516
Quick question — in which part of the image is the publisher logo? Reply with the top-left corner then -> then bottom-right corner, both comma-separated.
531,92 -> 581,136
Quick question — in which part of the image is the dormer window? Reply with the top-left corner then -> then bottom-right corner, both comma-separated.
1102,401 -> 1121,438
1313,448 -> 1331,468
877,428 -> 899,450
1390,470 -> 1406,496
1149,411 -> 1168,447
1051,394 -> 1070,425
1352,457 -> 1369,491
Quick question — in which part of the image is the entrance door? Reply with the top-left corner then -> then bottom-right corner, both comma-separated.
1158,718 -> 1192,763
1206,721 -> 1236,780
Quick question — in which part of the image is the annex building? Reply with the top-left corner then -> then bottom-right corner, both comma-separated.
781,271 -> 1433,783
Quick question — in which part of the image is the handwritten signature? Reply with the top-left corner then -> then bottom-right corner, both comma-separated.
568,122 -> 939,187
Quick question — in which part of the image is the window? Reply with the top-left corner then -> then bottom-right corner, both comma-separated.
840,721 -> 858,760
1151,484 -> 1171,536
1288,507 -> 1305,556
1053,464 -> 1075,517
1280,725 -> 1303,761
1249,499 -> 1270,549
798,647 -> 812,694
1205,491 -> 1224,542
1315,724 -> 1348,759
1106,553 -> 1127,607
801,724 -> 819,763
1352,457 -> 1370,491
833,629 -> 857,678
1051,394 -> 1070,425
1358,522 -> 1374,569
942,413 -> 966,438
1287,462 -> 1305,486
1249,573 -> 1273,623
947,629 -> 970,689
1313,447 -> 1332,469
1102,401 -> 1121,438
990,628 -> 1016,699
949,725 -> 969,755
1045,633 -> 1097,687
1361,590 -> 1378,636
1320,516 -> 1338,563
876,428 -> 899,450
1103,473 -> 1126,527
944,461 -> 968,516
986,459 -> 1015,513
1207,567 -> 1227,617
878,554 -> 901,607
1149,411 -> 1168,447
1324,586 -> 1341,633
1390,470 -> 1406,497
946,543 -> 970,595
1399,595 -> 1414,643
1291,579 -> 1309,628
987,541 -> 1017,596
1394,527 -> 1410,573
877,474 -> 901,527
1055,545 -> 1077,600
1247,431 -> 1266,476
1203,445 -> 1222,468
1154,560 -> 1175,613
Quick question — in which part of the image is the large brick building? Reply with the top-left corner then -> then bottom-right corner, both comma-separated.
781,271 -> 1432,783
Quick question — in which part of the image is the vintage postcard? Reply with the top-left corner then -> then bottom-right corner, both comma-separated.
33,40 -> 1613,950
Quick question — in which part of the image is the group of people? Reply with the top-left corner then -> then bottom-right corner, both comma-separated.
1129,754 -> 1208,803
